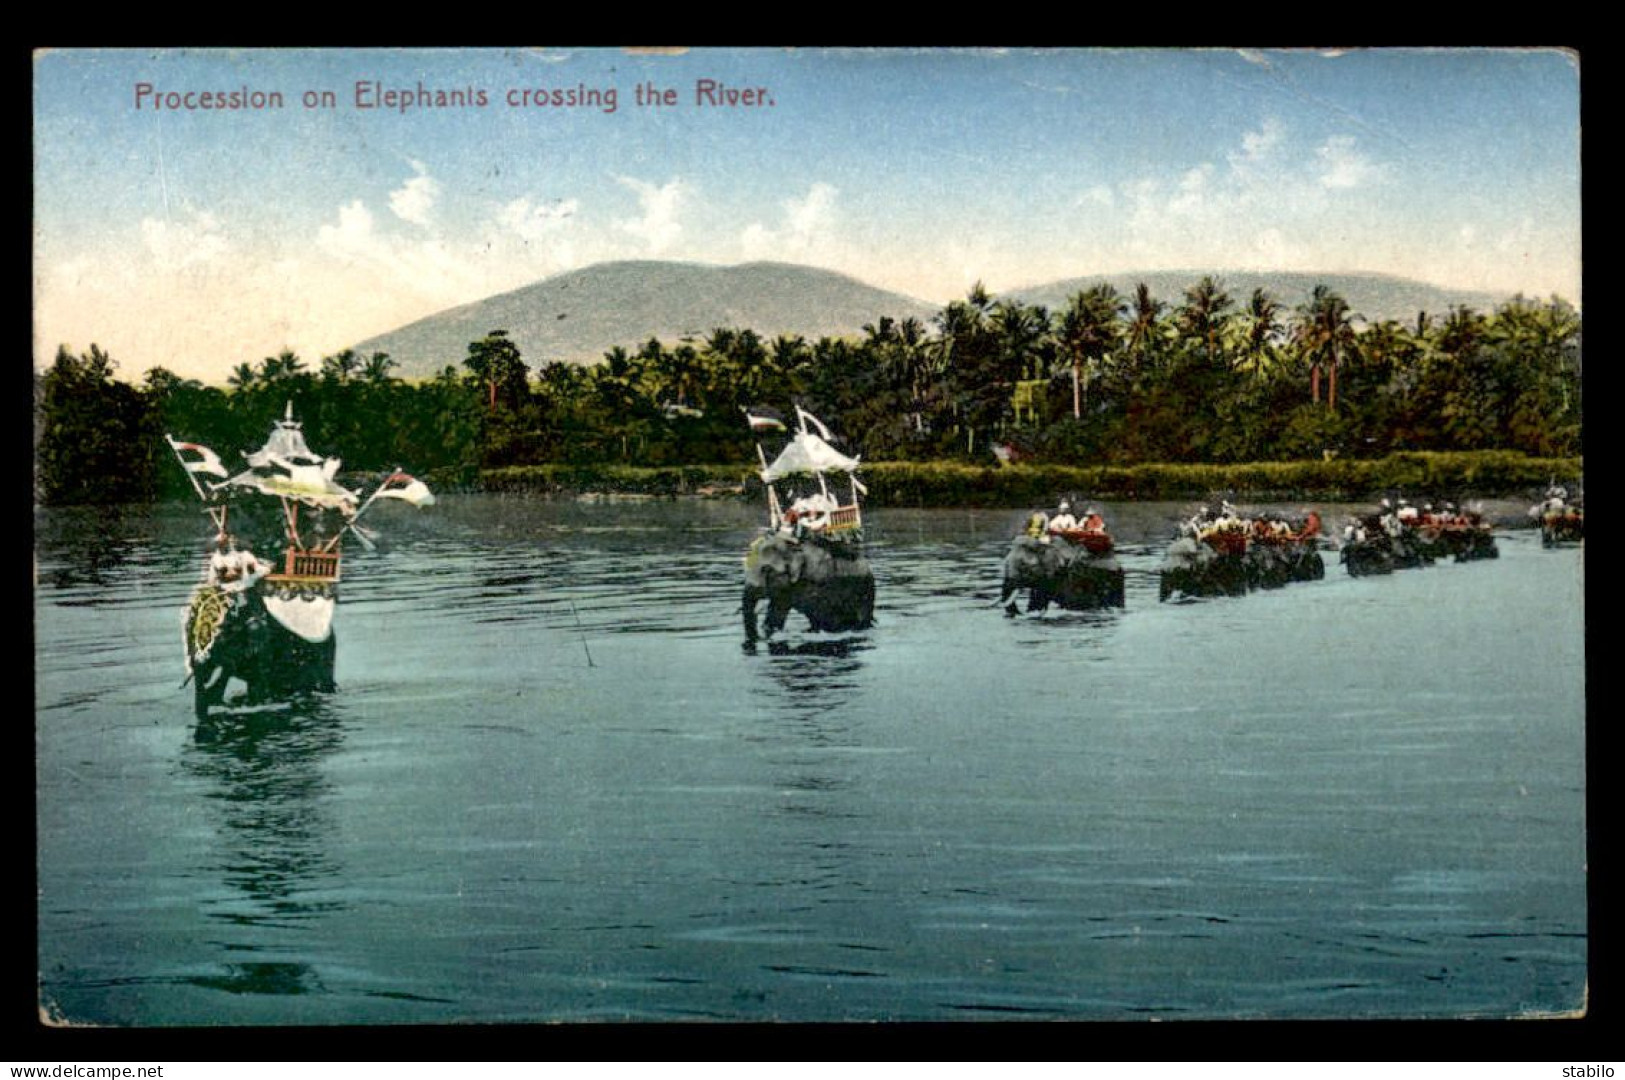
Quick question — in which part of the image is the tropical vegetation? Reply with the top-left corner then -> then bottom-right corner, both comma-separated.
34,277 -> 1581,506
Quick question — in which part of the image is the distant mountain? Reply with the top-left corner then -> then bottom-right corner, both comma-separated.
1006,271 -> 1511,328
354,262 -> 1524,379
350,260 -> 939,378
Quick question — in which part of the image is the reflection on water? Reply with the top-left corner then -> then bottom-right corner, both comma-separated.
179,702 -> 347,995
34,495 -> 1586,1024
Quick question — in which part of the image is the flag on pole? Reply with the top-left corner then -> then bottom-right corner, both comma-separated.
371,470 -> 436,507
743,405 -> 787,433
796,407 -> 834,442
166,436 -> 228,478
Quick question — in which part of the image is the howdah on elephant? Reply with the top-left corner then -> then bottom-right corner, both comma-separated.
742,532 -> 875,643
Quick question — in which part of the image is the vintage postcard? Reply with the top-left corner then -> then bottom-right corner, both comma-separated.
33,47 -> 1584,1032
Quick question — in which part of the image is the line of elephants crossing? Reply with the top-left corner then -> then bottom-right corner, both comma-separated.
740,492 -> 1582,644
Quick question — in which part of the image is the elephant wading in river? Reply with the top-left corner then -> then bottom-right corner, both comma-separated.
1001,535 -> 1125,613
743,532 -> 875,643
187,585 -> 337,718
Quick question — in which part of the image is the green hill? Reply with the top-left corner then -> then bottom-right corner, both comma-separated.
352,261 -> 1538,379
349,260 -> 939,377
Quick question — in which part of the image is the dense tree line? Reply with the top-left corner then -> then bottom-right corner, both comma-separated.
34,278 -> 1581,505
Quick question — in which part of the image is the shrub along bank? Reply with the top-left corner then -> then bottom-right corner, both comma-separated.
467,451 -> 1581,506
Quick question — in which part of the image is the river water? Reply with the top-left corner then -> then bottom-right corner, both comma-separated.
34,496 -> 1587,1024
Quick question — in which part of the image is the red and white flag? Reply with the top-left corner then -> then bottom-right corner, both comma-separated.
166,436 -> 228,478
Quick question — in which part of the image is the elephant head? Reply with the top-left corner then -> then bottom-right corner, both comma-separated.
1003,536 -> 1066,586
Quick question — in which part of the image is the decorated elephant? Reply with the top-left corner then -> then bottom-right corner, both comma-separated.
1001,535 -> 1125,613
742,532 -> 875,643
187,584 -> 337,718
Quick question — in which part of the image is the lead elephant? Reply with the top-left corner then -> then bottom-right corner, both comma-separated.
742,532 -> 875,643
187,585 -> 337,718
1001,535 -> 1125,613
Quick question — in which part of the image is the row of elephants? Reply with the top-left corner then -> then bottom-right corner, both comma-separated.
741,495 -> 1583,643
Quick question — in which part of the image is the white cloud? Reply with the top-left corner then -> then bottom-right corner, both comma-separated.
740,182 -> 841,263
1231,116 -> 1285,175
139,208 -> 228,272
388,161 -> 441,227
614,175 -> 687,253
1317,134 -> 1382,189
316,199 -> 376,257
785,181 -> 837,240
499,196 -> 579,245
1061,119 -> 1405,278
1169,164 -> 1213,216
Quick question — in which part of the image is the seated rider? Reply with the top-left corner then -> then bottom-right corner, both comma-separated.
787,492 -> 837,534
1047,500 -> 1078,534
1081,507 -> 1105,532
209,535 -> 269,594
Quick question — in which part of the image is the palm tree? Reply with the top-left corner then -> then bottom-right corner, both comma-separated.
362,352 -> 397,384
767,334 -> 810,401
1125,283 -> 1166,386
1058,285 -> 1123,418
1293,286 -> 1357,408
1178,276 -> 1232,368
1236,288 -> 1283,378
321,348 -> 361,383
227,362 -> 256,393
895,316 -> 931,433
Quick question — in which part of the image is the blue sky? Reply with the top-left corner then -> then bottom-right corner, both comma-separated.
33,47 -> 1581,382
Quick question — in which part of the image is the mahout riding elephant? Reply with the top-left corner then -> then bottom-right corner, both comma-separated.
742,532 -> 875,643
1001,535 -> 1125,613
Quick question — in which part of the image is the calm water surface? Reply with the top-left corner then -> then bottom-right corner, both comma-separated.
34,496 -> 1586,1024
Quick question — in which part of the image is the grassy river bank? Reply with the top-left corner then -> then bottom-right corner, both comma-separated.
466,450 -> 1581,507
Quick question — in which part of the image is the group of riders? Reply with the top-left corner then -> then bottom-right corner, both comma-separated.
1341,497 -> 1489,547
1177,501 -> 1323,550
1529,484 -> 1583,525
1025,500 -> 1107,543
1528,484 -> 1584,546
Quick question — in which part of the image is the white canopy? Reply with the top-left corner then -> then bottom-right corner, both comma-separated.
760,431 -> 860,483
219,405 -> 357,510
220,467 -> 358,511
245,405 -> 324,467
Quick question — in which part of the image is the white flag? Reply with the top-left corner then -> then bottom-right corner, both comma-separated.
373,470 -> 436,507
